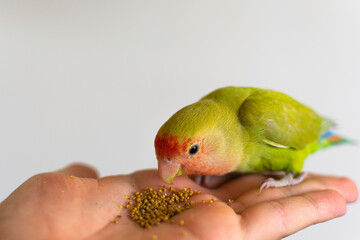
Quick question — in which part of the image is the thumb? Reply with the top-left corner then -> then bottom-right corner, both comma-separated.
56,163 -> 99,179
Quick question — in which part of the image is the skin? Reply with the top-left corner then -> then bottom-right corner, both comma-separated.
0,163 -> 358,240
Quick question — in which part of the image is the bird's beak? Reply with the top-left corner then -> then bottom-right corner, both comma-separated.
158,158 -> 184,184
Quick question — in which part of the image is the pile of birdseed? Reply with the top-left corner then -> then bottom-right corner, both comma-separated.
126,185 -> 203,228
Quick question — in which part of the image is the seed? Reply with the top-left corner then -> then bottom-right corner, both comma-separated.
179,220 -> 184,225
209,198 -> 217,203
227,199 -> 234,205
201,200 -> 205,204
183,231 -> 188,237
125,186 -> 200,228
152,235 -> 158,240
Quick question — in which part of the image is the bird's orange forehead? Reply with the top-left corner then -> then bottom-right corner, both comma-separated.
154,134 -> 201,159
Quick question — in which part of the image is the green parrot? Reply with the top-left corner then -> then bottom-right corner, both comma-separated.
154,87 -> 347,189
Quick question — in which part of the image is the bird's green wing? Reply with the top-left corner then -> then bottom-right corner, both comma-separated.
238,90 -> 327,149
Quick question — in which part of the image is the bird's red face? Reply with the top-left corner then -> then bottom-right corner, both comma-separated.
154,133 -> 232,184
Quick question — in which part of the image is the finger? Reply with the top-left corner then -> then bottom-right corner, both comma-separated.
56,163 -> 99,179
240,190 -> 347,240
307,174 -> 358,202
231,175 -> 358,213
189,172 -> 245,188
213,174 -> 267,201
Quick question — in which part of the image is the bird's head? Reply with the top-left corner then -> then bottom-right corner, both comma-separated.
154,100 -> 237,184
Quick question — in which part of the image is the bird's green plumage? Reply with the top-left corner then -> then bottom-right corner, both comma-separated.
158,86 -> 332,175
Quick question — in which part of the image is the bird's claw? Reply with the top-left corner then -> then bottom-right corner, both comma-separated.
260,172 -> 308,192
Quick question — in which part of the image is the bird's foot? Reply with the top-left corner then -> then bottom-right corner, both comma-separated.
260,172 -> 307,191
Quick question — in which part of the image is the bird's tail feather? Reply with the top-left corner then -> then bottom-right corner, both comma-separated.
319,130 -> 354,149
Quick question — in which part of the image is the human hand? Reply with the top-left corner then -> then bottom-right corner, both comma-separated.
0,163 -> 357,240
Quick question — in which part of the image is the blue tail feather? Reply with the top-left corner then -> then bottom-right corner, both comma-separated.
319,130 -> 353,149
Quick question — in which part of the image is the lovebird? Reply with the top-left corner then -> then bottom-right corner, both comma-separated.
154,87 -> 348,189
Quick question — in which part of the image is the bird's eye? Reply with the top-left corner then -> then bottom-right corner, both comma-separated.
188,144 -> 199,155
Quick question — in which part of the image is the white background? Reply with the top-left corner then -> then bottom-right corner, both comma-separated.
1,0 -> 359,239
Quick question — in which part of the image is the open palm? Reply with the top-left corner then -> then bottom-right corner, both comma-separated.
0,164 -> 357,240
